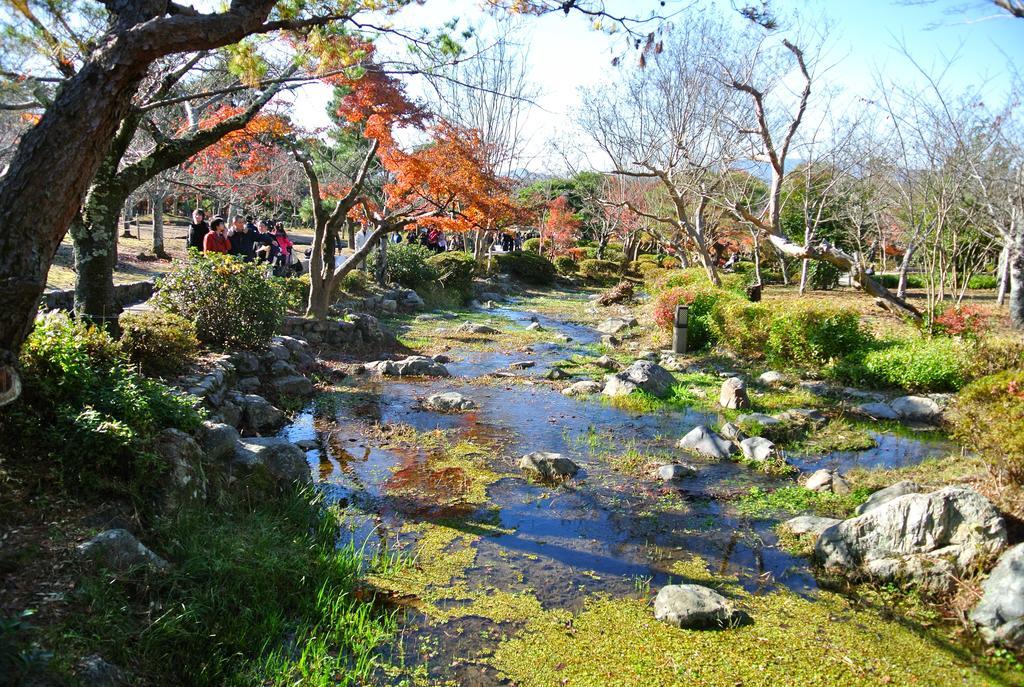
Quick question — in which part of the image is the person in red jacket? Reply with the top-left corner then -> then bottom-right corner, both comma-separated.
203,217 -> 231,253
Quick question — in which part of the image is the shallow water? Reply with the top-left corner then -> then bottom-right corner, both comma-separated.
283,300 -> 955,684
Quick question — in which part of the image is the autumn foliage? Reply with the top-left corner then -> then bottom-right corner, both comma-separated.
544,195 -> 581,255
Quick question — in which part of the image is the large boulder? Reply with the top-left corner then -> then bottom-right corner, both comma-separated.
784,515 -> 841,537
519,452 -> 579,482
653,584 -> 742,629
268,375 -> 314,397
240,394 -> 286,433
719,377 -> 750,410
855,402 -> 900,421
890,395 -> 943,424
232,438 -> 312,485
854,481 -> 921,515
677,425 -> 736,460
804,469 -> 851,495
365,356 -> 450,378
970,543 -> 1024,651
602,361 -> 675,398
739,436 -> 780,464
153,428 -> 207,508
423,392 -> 478,413
77,529 -> 169,573
194,421 -> 240,463
815,486 -> 1007,592
562,380 -> 604,397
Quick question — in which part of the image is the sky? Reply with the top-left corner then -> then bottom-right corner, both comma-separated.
284,0 -> 1023,173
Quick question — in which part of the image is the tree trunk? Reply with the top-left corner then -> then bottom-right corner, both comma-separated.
1010,225 -> 1024,330
799,259 -> 809,294
896,246 -> 915,300
151,191 -> 168,259
375,234 -> 388,286
752,231 -> 763,285
997,244 -> 1010,306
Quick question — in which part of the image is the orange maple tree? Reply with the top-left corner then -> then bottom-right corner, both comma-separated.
544,195 -> 581,256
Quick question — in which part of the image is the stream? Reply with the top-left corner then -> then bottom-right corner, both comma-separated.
279,299 -> 954,685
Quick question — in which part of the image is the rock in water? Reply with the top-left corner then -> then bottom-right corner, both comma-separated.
602,360 -> 675,398
739,436 -> 779,464
784,515 -> 841,537
456,322 -> 500,335
519,452 -> 579,482
719,376 -> 750,409
655,463 -> 697,481
77,529 -> 169,573
366,356 -> 450,377
424,392 -> 478,413
508,360 -> 536,369
232,438 -> 312,485
854,481 -> 921,515
240,394 -> 286,433
719,422 -> 747,443
677,425 -> 736,460
596,317 -> 637,334
654,584 -> 740,629
815,486 -> 1007,592
562,380 -> 604,397
890,395 -> 943,424
970,543 -> 1024,651
856,402 -> 900,421
593,355 -> 619,371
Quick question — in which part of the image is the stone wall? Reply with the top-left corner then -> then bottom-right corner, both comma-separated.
279,313 -> 389,348
44,280 -> 154,312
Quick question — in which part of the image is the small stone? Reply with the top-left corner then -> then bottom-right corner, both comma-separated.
546,368 -> 571,381
656,463 -> 697,481
677,425 -> 735,460
739,436 -> 779,463
593,355 -> 619,371
804,469 -> 834,493
719,377 -> 750,410
654,584 -> 740,629
519,452 -> 580,482
831,475 -> 852,495
526,322 -> 544,331
758,370 -> 788,387
509,360 -> 536,369
719,422 -> 746,443
596,317 -> 637,335
856,402 -> 900,421
77,529 -> 169,573
424,392 -> 478,413
562,380 -> 604,397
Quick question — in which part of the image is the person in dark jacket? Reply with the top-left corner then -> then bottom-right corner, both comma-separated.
228,214 -> 256,260
186,209 -> 209,252
253,219 -> 279,263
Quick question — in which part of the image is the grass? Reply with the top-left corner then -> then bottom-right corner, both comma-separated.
734,485 -> 870,519
378,308 -> 553,354
37,488 -> 397,686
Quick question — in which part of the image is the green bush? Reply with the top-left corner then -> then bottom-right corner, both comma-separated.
876,273 -> 926,289
837,337 -> 968,392
578,258 -> 620,285
1,312 -> 201,493
426,251 -> 477,301
950,370 -> 1024,488
154,252 -> 286,348
636,254 -> 661,264
119,310 -> 199,377
764,303 -> 868,368
367,241 -> 439,291
496,251 -> 557,285
271,274 -> 310,313
522,237 -> 542,253
967,274 -> 998,289
709,300 -> 774,359
653,286 -> 737,351
808,261 -> 841,290
731,260 -> 756,275
554,255 -> 578,275
340,268 -> 370,294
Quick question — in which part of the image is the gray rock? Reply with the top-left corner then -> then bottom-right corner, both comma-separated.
195,421 -> 240,463
970,543 -> 1024,650
784,515 -> 841,537
739,436 -> 780,464
719,422 -> 747,443
509,360 -> 536,369
231,351 -> 260,375
457,322 -> 499,335
758,370 -> 788,387
381,299 -> 398,313
736,413 -> 782,427
775,408 -> 828,428
562,380 -> 604,397
856,402 -> 900,421
519,451 -> 579,482
601,334 -> 621,348
77,529 -> 169,573
890,395 -> 943,424
404,291 -> 425,307
268,342 -> 291,361
76,655 -> 129,687
240,394 -> 286,433
546,368 -> 571,381
478,291 -> 503,303
270,360 -> 299,377
236,376 -> 262,394
602,360 -> 675,398
654,584 -> 739,629
153,428 -> 207,507
831,475 -> 852,495
269,375 -> 314,397
593,355 -> 619,371
424,392 -> 478,413
804,469 -> 834,493
677,425 -> 736,460
656,463 -> 697,481
719,376 -> 750,410
432,354 -> 451,364
596,317 -> 637,335
295,439 -> 319,451
233,438 -> 312,485
636,350 -> 657,361
855,481 -> 922,515
526,321 -> 544,331
216,398 -> 242,428
366,356 -> 450,377
816,486 -> 1007,592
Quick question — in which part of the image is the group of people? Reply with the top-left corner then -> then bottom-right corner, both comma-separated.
400,227 -> 455,253
186,209 -> 298,274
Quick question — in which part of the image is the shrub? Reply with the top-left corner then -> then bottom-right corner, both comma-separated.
764,303 -> 867,368
154,252 -> 286,348
367,241 -> 439,291
964,336 -> 1024,380
807,261 -> 841,290
522,237 -> 542,253
877,273 -> 926,289
661,257 -> 678,269
730,260 -> 756,275
950,370 -> 1024,488
2,312 -> 201,493
578,258 -> 620,285
119,310 -> 199,377
426,251 -> 476,301
340,268 -> 370,294
496,251 -> 557,285
933,304 -> 989,339
637,254 -> 661,264
554,255 -> 578,275
967,274 -> 998,289
272,273 -> 310,313
709,300 -> 774,359
653,286 -> 736,351
838,337 -> 968,392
